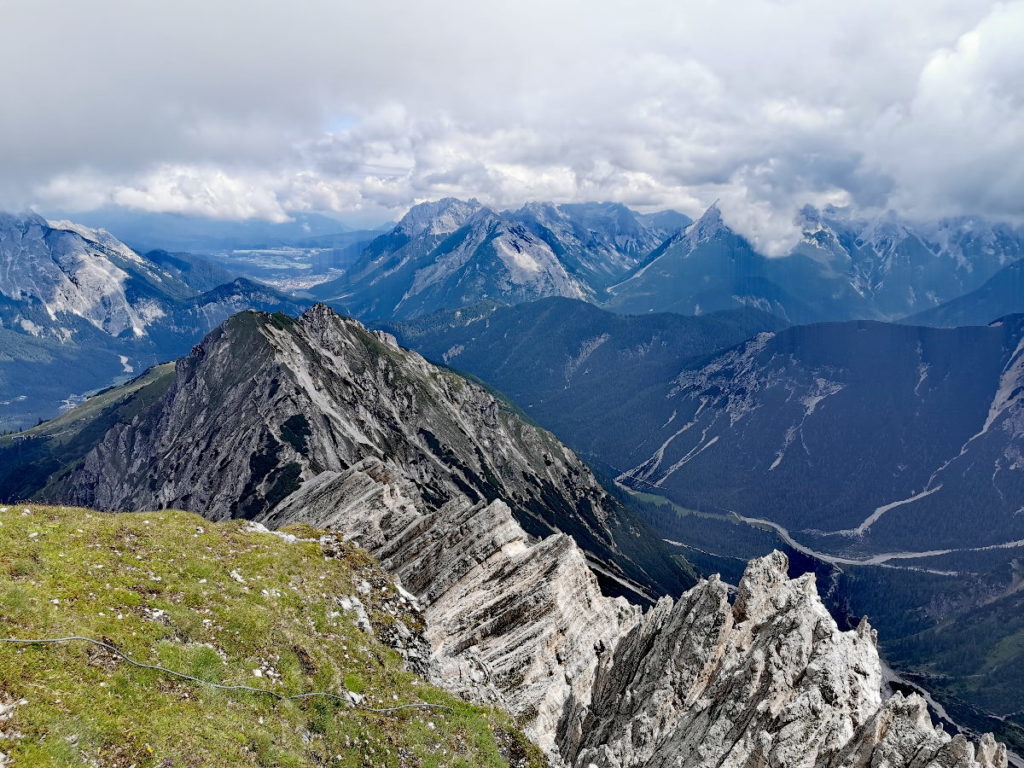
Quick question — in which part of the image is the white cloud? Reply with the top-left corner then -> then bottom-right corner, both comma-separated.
112,166 -> 292,222
1,0 -> 1021,246
864,2 -> 1024,221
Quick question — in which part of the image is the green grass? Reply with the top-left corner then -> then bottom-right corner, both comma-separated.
0,505 -> 545,767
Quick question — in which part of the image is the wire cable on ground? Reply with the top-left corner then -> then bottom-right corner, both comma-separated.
0,636 -> 451,714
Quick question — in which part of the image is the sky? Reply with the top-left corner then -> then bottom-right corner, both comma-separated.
1,0 -> 1022,253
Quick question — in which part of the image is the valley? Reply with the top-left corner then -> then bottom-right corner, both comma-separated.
382,281 -> 1024,753
2,199 -> 1024,765
0,305 -> 1010,767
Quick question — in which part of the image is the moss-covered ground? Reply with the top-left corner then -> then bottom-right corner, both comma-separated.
0,505 -> 545,767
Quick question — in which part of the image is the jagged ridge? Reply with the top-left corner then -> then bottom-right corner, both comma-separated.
22,305 -> 691,603
1,305 -> 1007,766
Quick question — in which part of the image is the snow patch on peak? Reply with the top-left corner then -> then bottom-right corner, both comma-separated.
853,213 -> 917,257
495,237 -> 542,276
492,233 -> 588,299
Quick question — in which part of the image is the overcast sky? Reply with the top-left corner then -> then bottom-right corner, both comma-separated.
2,0 -> 1022,252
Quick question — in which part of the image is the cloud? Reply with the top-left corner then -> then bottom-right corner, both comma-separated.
865,2 -> 1024,221
1,0 -> 1021,250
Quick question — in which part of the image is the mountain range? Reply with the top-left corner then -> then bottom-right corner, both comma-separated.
309,199 -> 691,320
389,297 -> 1024,747
3,198 -> 1024,760
387,298 -> 1024,552
0,212 -> 305,430
6,198 -> 1023,433
612,318 -> 1024,554
305,198 -> 1024,327
0,305 -> 693,603
605,205 -> 1024,323
0,305 -> 1007,767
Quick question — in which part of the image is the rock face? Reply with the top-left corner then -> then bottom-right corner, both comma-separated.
509,201 -> 690,291
40,305 -> 691,603
311,199 -> 591,320
0,212 -> 189,339
6,305 -> 1007,767
269,459 -> 958,767
327,482 -> 1007,768
563,552 -> 1005,768
0,212 -> 306,430
309,198 -> 691,320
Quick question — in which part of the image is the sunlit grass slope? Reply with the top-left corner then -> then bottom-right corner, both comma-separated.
0,505 -> 544,768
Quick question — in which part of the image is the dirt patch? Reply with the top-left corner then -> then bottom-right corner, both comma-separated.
85,640 -> 121,672
292,645 -> 317,676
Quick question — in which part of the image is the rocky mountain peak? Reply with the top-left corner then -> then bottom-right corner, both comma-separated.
682,201 -> 731,248
512,200 -> 685,251
41,306 -> 688,602
395,197 -> 483,237
0,210 -> 48,233
515,200 -> 563,220
636,208 -> 693,235
314,198 -> 702,319
562,549 -> 1004,768
0,211 -> 180,339
294,299 -> 341,327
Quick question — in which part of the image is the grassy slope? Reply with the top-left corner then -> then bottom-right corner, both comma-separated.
0,505 -> 544,768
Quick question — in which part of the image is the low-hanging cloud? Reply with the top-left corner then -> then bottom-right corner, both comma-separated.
1,0 -> 1022,252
